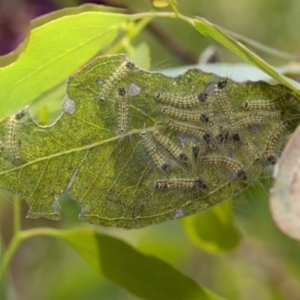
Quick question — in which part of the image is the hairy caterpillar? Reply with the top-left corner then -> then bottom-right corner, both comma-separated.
2,54 -> 299,229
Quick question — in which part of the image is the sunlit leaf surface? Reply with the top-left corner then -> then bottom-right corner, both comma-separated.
0,11 -> 128,118
0,54 -> 299,229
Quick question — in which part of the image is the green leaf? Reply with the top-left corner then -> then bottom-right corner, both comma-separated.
29,82 -> 66,124
127,42 -> 151,70
194,17 -> 300,95
182,202 -> 241,253
54,228 -> 225,300
0,54 -> 299,229
0,4 -> 126,68
30,4 -> 126,31
0,11 -> 129,118
152,0 -> 170,8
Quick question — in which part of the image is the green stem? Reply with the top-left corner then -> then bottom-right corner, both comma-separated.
0,235 -> 21,283
129,11 -> 176,21
108,16 -> 154,55
129,11 -> 195,29
13,196 -> 21,235
20,227 -> 61,240
170,2 -> 179,17
130,11 -> 298,61
0,196 -> 22,283
222,27 -> 300,61
0,225 -> 62,282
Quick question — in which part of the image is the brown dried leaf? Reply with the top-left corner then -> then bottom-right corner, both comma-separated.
270,124 -> 300,240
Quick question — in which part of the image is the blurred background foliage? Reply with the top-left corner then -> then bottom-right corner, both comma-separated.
1,0 -> 300,300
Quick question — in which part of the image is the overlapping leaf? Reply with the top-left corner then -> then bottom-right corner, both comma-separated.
44,228 -> 224,300
0,10 -> 128,118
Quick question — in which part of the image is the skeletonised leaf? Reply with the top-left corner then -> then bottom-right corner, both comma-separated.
0,54 -> 299,229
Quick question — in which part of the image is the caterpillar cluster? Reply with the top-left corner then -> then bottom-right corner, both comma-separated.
86,55 -> 299,201
136,69 -> 297,208
64,54 -> 300,227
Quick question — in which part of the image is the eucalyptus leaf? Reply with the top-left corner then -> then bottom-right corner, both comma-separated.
0,11 -> 129,118
194,17 -> 300,95
0,54 -> 299,229
0,4 -> 126,68
182,202 -> 241,253
54,228 -> 225,300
